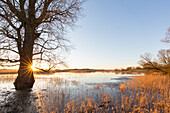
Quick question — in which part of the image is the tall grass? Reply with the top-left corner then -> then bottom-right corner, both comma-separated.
33,74 -> 170,112
113,74 -> 170,112
0,73 -> 169,112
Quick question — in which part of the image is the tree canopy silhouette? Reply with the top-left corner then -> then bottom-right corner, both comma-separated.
139,28 -> 170,75
139,50 -> 170,74
0,0 -> 84,90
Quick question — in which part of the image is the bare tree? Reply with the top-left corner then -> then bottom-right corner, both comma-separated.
139,49 -> 170,74
0,0 -> 84,90
139,27 -> 170,75
162,27 -> 170,43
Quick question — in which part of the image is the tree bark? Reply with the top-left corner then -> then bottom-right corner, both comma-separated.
14,23 -> 35,90
14,47 -> 35,90
14,51 -> 35,90
14,59 -> 35,90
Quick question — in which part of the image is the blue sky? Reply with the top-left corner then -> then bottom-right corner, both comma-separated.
66,0 -> 170,69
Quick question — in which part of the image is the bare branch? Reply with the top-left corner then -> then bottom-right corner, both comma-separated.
0,64 -> 19,67
0,28 -> 18,41
0,7 -> 18,30
34,42 -> 59,50
35,66 -> 53,72
0,58 -> 19,63
0,47 -> 19,54
139,51 -> 170,74
4,0 -> 26,22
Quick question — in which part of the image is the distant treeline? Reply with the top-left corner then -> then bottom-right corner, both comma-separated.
0,68 -> 146,75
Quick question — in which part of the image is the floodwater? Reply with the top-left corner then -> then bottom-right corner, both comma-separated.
0,72 -> 141,112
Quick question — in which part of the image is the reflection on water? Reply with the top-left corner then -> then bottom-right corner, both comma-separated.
0,73 -> 140,112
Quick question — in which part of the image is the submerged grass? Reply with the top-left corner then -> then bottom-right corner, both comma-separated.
0,73 -> 169,112
61,74 -> 170,112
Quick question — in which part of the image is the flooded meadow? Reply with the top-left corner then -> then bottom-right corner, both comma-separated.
0,73 -> 169,113
0,73 -> 137,112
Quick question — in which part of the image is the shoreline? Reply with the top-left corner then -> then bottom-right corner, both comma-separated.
0,69 -> 146,75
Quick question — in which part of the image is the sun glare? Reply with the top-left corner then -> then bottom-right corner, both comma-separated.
31,65 -> 36,71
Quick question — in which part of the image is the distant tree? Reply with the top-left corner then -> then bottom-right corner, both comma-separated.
126,67 -> 132,71
135,66 -> 142,70
139,27 -> 170,75
0,0 -> 84,90
139,49 -> 170,74
162,27 -> 170,43
114,68 -> 120,71
121,68 -> 126,71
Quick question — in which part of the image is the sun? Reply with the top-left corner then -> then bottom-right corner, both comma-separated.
31,65 -> 36,71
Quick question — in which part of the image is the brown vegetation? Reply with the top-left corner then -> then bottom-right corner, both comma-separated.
60,74 -> 170,112
115,74 -> 170,112
0,73 -> 169,112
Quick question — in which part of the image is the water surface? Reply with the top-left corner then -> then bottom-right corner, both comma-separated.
0,72 -> 141,112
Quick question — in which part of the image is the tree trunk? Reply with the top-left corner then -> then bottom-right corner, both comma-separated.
14,23 -> 35,90
14,56 -> 35,90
